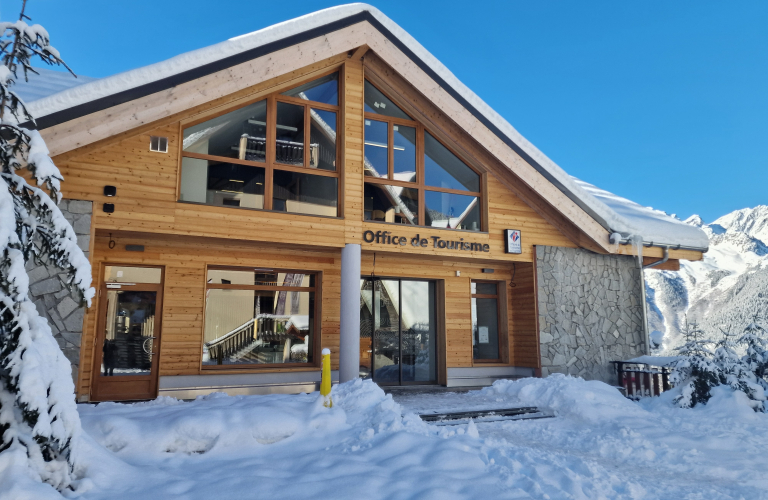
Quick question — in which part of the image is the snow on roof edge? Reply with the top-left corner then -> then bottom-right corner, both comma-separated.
28,3 -> 709,252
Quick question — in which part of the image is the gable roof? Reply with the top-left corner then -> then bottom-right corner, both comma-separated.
27,3 -> 708,253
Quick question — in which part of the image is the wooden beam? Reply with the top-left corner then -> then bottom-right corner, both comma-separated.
348,44 -> 369,60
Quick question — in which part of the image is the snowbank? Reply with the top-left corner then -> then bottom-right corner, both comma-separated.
7,375 -> 768,499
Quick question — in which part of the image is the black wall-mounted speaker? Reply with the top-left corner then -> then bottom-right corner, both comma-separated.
104,185 -> 117,197
103,203 -> 115,213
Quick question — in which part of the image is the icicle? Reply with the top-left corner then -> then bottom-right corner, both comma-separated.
630,234 -> 644,266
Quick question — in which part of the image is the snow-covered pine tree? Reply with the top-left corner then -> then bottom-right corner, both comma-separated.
714,324 -> 766,411
670,317 -> 721,408
0,1 -> 93,491
737,313 -> 768,410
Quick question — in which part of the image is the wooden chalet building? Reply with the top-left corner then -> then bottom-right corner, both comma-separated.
21,5 -> 708,402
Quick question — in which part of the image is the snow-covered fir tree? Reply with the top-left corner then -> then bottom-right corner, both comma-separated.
670,317 -> 721,408
0,1 -> 93,491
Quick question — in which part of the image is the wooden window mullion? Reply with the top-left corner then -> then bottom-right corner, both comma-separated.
304,105 -> 310,168
264,96 -> 276,210
388,121 -> 394,180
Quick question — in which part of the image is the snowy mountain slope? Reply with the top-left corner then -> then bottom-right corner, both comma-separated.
645,206 -> 768,353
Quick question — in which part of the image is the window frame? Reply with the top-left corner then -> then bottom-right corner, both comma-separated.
470,280 -> 507,364
363,79 -> 485,232
179,68 -> 343,218
201,264 -> 323,371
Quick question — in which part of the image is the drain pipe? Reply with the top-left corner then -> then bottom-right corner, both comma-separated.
642,246 -> 670,269
637,246 -> 669,355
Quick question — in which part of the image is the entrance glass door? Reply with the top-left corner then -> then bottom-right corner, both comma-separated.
92,265 -> 163,401
360,278 -> 436,385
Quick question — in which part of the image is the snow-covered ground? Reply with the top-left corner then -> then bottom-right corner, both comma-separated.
5,376 -> 768,499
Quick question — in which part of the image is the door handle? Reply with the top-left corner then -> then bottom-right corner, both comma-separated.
142,337 -> 157,354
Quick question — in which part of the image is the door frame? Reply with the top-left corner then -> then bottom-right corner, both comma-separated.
362,276 -> 439,386
90,263 -> 165,402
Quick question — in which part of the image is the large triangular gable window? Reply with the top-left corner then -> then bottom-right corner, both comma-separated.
363,80 -> 482,231
179,72 -> 340,217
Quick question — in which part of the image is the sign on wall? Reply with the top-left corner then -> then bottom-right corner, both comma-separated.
505,229 -> 522,254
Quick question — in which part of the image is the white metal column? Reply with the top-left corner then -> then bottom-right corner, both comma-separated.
339,243 -> 361,383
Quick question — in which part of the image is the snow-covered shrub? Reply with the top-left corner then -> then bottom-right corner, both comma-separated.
671,316 -> 768,411
0,5 -> 93,491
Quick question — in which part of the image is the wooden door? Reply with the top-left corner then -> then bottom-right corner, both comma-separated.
91,266 -> 164,401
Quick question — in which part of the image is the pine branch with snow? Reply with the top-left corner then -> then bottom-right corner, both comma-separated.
0,1 -> 93,492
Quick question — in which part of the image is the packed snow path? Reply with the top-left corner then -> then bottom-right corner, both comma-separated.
8,375 -> 768,499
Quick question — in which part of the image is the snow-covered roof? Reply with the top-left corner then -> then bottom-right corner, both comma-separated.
14,66 -> 96,104
26,3 -> 708,252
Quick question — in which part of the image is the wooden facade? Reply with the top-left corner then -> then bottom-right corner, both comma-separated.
42,20 -> 701,400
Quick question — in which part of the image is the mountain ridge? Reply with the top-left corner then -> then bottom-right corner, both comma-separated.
645,205 -> 768,353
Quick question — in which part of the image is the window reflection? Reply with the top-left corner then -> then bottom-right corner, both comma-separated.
276,102 -> 305,166
273,171 -> 338,217
424,132 -> 479,192
364,119 -> 388,177
180,157 -> 265,209
183,100 -> 267,162
393,125 -> 416,180
364,183 -> 418,225
424,190 -> 480,231
364,80 -> 411,120
309,108 -> 336,171
203,270 -> 315,367
281,73 -> 338,106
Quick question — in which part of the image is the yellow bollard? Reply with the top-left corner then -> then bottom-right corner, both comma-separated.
320,348 -> 332,408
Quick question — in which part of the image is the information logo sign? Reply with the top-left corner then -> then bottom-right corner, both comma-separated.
505,229 -> 522,254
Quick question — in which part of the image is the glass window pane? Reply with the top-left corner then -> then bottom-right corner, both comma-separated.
207,269 -> 313,288
273,171 -> 338,217
424,190 -> 480,231
393,125 -> 416,181
472,297 -> 499,360
364,183 -> 418,225
309,109 -> 336,171
474,282 -> 497,295
401,280 -> 437,382
364,119 -> 388,178
424,132 -> 479,192
101,290 -> 157,376
281,73 -> 338,105
276,102 -> 305,166
203,288 -> 314,366
180,157 -> 265,209
104,266 -> 161,283
183,100 -> 267,162
364,80 -> 411,120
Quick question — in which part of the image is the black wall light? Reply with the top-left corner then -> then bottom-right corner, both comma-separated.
104,185 -> 116,197
103,203 -> 115,213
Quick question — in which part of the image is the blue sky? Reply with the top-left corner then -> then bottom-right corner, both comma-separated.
6,0 -> 767,222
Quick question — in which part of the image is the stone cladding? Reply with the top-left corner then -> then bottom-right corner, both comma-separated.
535,245 -> 646,384
26,199 -> 91,383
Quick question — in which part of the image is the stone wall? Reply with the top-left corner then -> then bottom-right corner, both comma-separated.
535,245 -> 646,384
28,199 -> 92,383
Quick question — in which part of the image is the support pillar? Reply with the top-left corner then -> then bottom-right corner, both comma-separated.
339,243 -> 361,383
